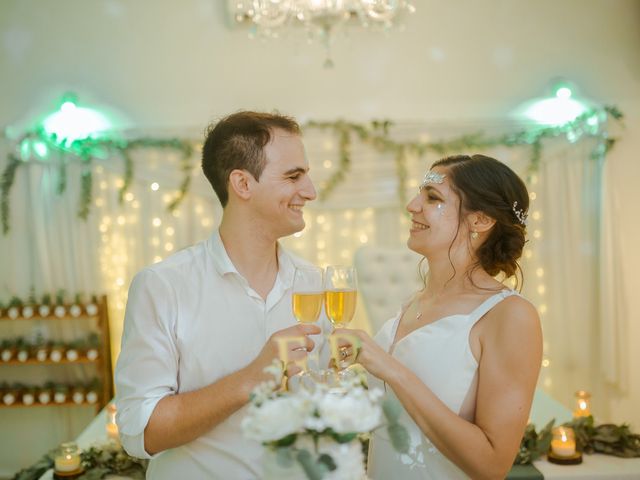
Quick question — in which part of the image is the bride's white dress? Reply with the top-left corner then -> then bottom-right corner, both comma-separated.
368,290 -> 520,480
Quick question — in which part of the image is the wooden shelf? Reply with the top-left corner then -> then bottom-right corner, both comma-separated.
0,357 -> 98,366
0,313 -> 98,322
0,295 -> 113,413
0,400 -> 100,409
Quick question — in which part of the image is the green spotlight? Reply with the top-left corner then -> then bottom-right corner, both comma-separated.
42,94 -> 111,146
33,141 -> 48,158
524,97 -> 587,125
523,81 -> 588,126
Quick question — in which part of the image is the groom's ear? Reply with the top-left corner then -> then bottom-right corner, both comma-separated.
468,212 -> 496,233
228,169 -> 253,201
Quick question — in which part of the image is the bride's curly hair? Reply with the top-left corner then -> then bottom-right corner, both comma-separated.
431,154 -> 530,289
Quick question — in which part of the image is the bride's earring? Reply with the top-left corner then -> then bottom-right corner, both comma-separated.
471,231 -> 479,240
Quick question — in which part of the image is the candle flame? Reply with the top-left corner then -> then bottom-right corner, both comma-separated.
579,399 -> 587,410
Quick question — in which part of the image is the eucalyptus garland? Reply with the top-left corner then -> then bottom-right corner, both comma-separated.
78,156 -> 93,220
0,153 -> 20,234
10,443 -> 147,480
309,106 -> 622,201
0,107 -> 622,234
0,130 -> 193,234
514,415 -> 640,465
10,415 -> 640,479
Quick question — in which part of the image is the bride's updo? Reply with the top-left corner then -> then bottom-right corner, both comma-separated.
432,154 -> 529,280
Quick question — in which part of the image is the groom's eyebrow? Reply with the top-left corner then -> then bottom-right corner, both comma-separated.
283,167 -> 308,176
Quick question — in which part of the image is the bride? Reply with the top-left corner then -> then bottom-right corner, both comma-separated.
337,154 -> 542,479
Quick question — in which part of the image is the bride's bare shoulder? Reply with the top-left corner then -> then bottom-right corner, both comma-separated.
484,294 -> 541,340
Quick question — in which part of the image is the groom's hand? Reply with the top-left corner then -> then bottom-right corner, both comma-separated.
246,324 -> 321,387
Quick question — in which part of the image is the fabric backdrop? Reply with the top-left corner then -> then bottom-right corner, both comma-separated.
0,120 -> 627,472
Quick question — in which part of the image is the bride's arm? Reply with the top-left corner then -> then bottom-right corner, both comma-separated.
340,296 -> 542,480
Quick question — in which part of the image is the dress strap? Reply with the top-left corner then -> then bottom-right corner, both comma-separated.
467,289 -> 520,325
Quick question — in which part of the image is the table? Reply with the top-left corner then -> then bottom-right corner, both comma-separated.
39,406 -> 114,480
40,401 -> 640,479
535,454 -> 640,479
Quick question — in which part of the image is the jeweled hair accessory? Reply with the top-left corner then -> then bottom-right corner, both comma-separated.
420,171 -> 446,188
512,201 -> 528,225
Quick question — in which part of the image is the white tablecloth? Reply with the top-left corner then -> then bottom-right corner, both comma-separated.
534,454 -> 640,479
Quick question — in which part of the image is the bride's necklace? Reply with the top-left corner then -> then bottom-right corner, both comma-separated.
414,289 -> 448,322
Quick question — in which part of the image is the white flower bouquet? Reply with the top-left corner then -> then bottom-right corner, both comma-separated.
242,362 -> 404,480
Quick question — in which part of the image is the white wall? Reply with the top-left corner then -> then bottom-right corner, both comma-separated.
1,0 -> 639,433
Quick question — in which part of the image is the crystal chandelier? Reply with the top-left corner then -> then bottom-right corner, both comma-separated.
232,0 -> 416,67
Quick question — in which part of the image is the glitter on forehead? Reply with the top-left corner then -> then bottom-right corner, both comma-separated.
421,171 -> 446,189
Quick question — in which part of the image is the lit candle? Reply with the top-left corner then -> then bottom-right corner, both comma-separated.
106,403 -> 119,441
573,390 -> 591,417
54,453 -> 80,472
551,427 -> 576,457
54,442 -> 81,473
106,422 -> 119,441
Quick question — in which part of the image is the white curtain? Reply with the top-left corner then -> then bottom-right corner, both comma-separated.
0,121 -> 627,472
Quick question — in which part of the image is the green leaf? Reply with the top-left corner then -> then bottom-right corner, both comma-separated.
295,449 -> 329,480
381,396 -> 403,423
272,433 -> 297,447
330,431 -> 357,444
387,423 -> 410,454
535,419 -> 554,456
275,447 -> 294,468
317,453 -> 337,472
77,467 -> 110,480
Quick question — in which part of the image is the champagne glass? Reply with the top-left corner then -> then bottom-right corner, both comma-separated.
324,265 -> 358,373
292,266 -> 324,375
324,265 -> 357,329
293,266 -> 324,324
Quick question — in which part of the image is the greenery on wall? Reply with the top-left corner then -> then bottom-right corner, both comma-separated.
1,107 -> 622,234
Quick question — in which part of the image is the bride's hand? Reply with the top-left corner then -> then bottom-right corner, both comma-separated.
332,328 -> 397,381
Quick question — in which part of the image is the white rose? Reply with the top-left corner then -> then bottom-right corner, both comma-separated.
284,435 -> 366,480
303,415 -> 327,432
318,388 -> 382,434
242,396 -> 310,442
316,436 -> 366,480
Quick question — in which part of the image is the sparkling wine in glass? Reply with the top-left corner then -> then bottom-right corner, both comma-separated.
291,266 -> 324,377
325,265 -> 358,374
324,265 -> 357,329
292,266 -> 324,324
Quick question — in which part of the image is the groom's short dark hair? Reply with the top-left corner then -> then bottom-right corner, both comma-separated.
201,111 -> 301,207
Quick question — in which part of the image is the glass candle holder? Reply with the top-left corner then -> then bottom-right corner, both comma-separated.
54,442 -> 81,473
550,426 -> 576,458
573,390 -> 591,417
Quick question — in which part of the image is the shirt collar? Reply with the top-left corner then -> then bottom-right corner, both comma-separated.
207,229 -> 296,288
207,229 -> 238,276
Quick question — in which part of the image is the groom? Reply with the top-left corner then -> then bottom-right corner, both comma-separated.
115,111 -> 321,478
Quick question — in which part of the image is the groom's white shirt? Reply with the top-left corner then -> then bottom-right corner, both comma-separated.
115,229 -> 321,479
